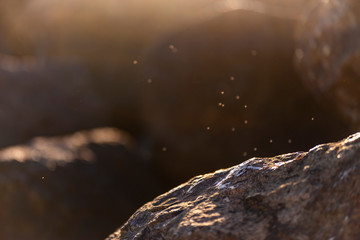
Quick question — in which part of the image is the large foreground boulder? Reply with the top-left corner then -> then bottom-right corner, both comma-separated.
0,127 -> 162,240
108,132 -> 360,239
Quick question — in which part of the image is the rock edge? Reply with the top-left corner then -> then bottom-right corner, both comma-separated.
108,132 -> 360,240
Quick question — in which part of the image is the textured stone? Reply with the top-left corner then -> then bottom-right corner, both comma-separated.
108,132 -> 360,240
0,127 -> 162,240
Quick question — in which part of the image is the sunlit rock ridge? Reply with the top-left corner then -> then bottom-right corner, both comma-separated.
108,132 -> 360,240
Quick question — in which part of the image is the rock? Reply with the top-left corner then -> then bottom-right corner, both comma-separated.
108,132 -> 360,240
0,0 -> 318,137
295,0 -> 360,129
0,0 -> 240,134
0,127 -> 163,240
0,55 -> 111,147
141,8 -> 351,186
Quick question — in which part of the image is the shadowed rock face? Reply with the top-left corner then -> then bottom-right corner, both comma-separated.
108,132 -> 360,240
141,9 -> 351,186
0,127 -> 163,240
140,0 -> 360,187
0,56 -> 111,147
295,0 -> 360,129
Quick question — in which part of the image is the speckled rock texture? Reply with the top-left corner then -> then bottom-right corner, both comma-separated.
0,127 -> 162,240
108,132 -> 360,240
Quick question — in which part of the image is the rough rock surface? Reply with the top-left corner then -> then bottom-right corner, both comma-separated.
0,127 -> 162,240
108,132 -> 360,240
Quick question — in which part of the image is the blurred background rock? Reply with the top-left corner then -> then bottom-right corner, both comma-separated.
0,0 -> 358,239
0,128 -> 163,240
0,55 -> 111,147
295,0 -> 360,129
